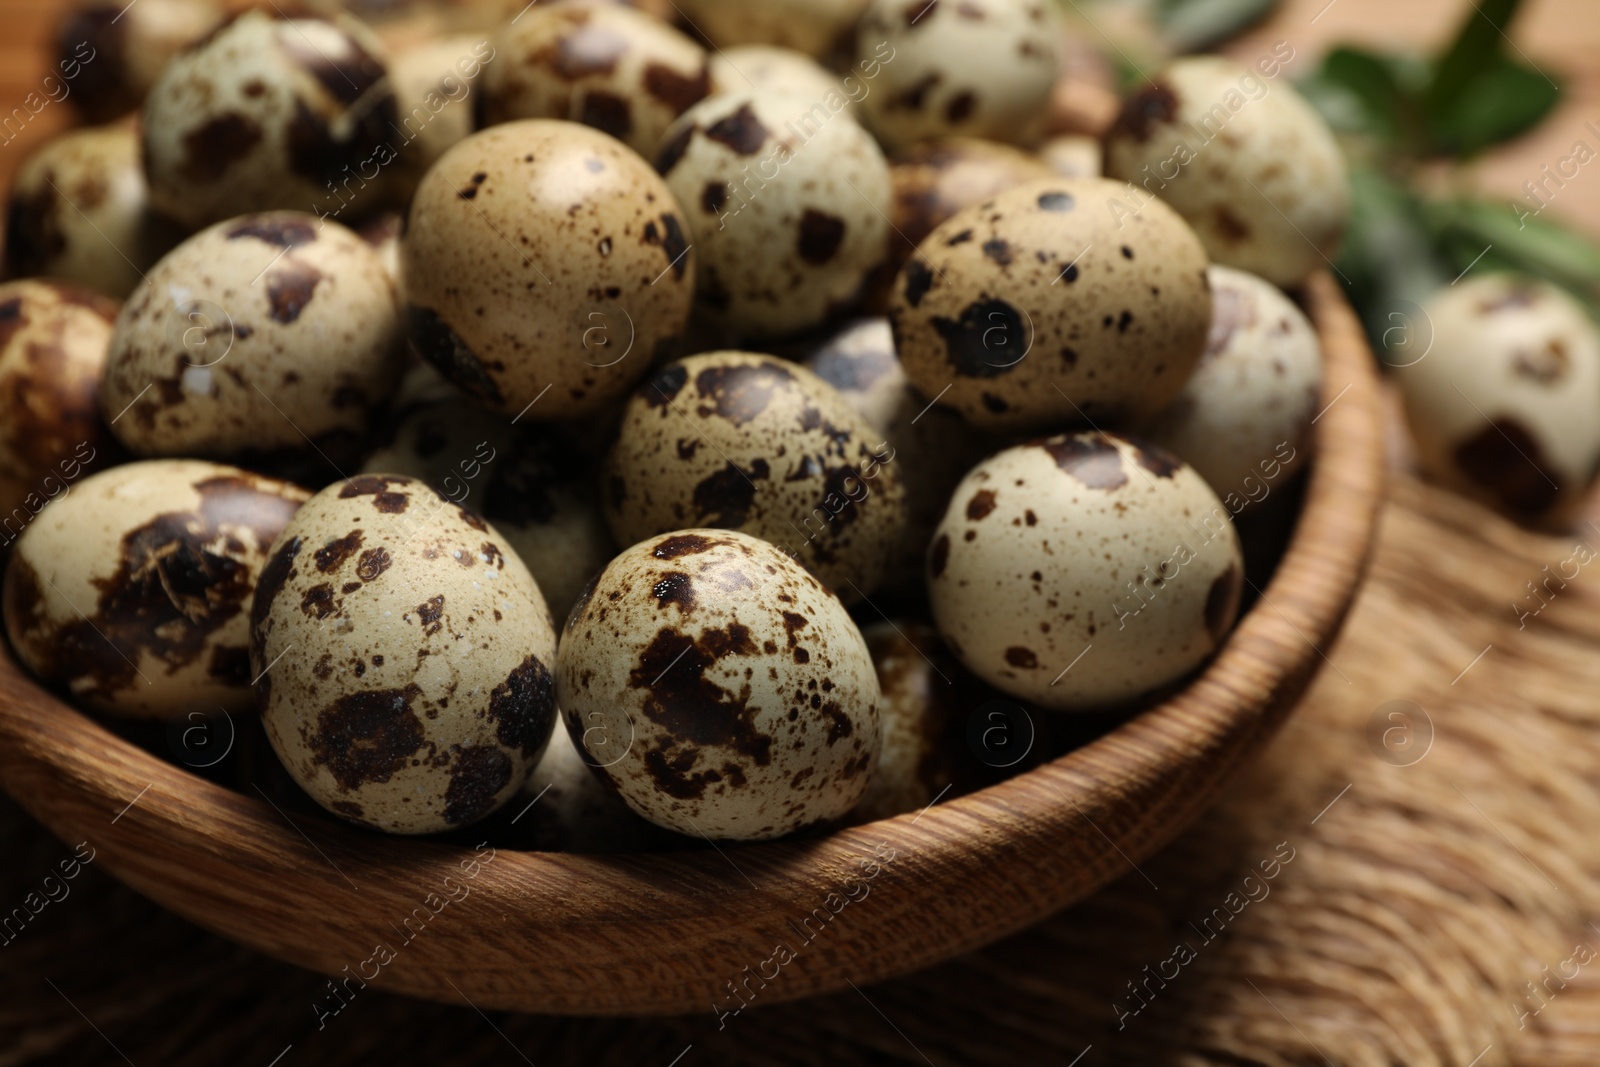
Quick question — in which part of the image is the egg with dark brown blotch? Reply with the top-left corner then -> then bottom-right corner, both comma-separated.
4,125 -> 183,298
852,620 -> 1035,822
57,0 -> 225,123
1139,266 -> 1321,507
928,431 -> 1244,711
385,36 -> 494,202
1103,56 -> 1348,288
362,398 -> 616,622
403,120 -> 696,421
890,176 -> 1212,432
140,12 -> 397,230
100,211 -> 405,474
803,318 -> 997,593
1395,274 -> 1600,523
481,4 -> 710,158
673,0 -> 871,58
250,473 -> 559,834
656,89 -> 891,340
556,528 -> 881,840
0,280 -> 122,521
604,351 -> 907,602
2,460 -> 308,718
856,0 -> 1060,151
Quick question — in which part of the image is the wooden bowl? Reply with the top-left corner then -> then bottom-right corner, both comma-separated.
0,273 -> 1384,1015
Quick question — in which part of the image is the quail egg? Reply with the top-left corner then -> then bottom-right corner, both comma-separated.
803,318 -> 995,593
1139,265 -> 1321,505
0,280 -> 122,524
709,45 -> 842,100
250,474 -> 559,834
1395,274 -> 1600,523
362,397 -> 616,622
673,0 -> 871,58
100,212 -> 404,476
141,12 -> 397,230
604,351 -> 907,601
1103,56 -> 1348,288
853,620 -> 1030,822
3,459 -> 308,718
557,528 -> 881,840
385,35 -> 495,201
890,176 -> 1212,432
403,119 -> 696,420
656,89 -> 891,339
509,721 -> 667,851
481,4 -> 710,159
1040,135 -> 1102,178
4,124 -> 182,298
855,0 -> 1060,152
927,431 -> 1244,711
57,0 -> 225,123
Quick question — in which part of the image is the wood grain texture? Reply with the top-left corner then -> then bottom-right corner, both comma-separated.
0,276 -> 1383,1015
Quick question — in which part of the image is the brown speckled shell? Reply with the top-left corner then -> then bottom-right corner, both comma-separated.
57,0 -> 224,123
0,280 -> 122,518
251,473 -> 558,835
2,460 -> 308,719
674,0 -> 870,58
402,119 -> 695,420
140,12 -> 397,230
101,211 -> 404,469
855,0 -> 1060,151
657,89 -> 891,340
889,176 -> 1212,432
481,4 -> 710,158
556,528 -> 881,841
361,396 -> 616,622
1102,56 -> 1348,288
4,125 -> 182,299
603,351 -> 908,602
927,431 -> 1244,711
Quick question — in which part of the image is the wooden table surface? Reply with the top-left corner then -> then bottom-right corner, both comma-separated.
5,2 -> 1600,1065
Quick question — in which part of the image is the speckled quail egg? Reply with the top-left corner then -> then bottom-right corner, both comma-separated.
927,431 -> 1244,711
656,89 -> 891,339
141,12 -> 397,230
1140,266 -> 1321,504
362,398 -> 615,621
481,4 -> 710,159
403,119 -> 696,420
1395,274 -> 1600,523
855,0 -> 1060,152
803,318 -> 996,592
1103,56 -> 1348,288
385,35 -> 494,201
508,720 -> 666,851
4,124 -> 182,299
1040,135 -> 1101,178
250,473 -> 559,834
58,0 -> 224,123
709,45 -> 842,100
0,280 -> 122,521
890,176 -> 1212,432
674,0 -> 871,58
557,528 -> 881,840
853,620 -> 1029,822
100,211 -> 404,476
605,351 -> 907,601
3,459 -> 308,718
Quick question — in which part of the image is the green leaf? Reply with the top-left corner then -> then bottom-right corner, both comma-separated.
1428,198 -> 1600,294
1153,0 -> 1282,51
1425,56 -> 1559,155
1307,47 -> 1415,142
1425,0 -> 1520,115
1335,167 -> 1452,355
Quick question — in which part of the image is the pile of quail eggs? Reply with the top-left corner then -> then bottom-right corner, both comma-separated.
1,0 -> 1356,846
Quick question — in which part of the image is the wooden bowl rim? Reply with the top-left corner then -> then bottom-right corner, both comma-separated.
0,272 -> 1385,1015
